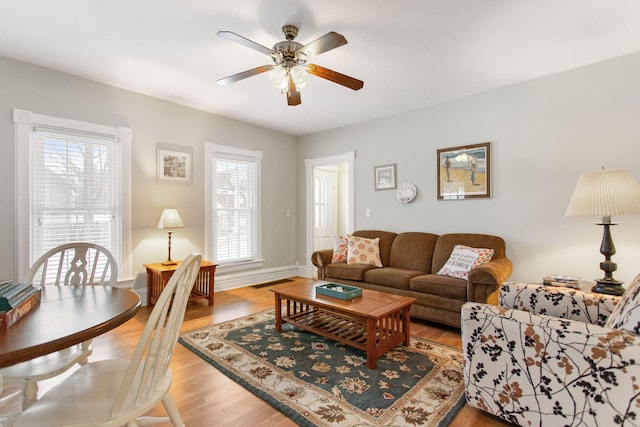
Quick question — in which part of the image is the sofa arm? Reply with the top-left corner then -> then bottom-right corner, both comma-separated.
468,258 -> 513,285
467,258 -> 513,304
462,302 -> 640,426
499,282 -> 620,326
311,249 -> 333,280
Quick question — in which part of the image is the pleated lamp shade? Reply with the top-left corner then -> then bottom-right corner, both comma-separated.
565,169 -> 640,218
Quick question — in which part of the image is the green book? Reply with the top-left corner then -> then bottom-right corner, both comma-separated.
0,282 -> 39,311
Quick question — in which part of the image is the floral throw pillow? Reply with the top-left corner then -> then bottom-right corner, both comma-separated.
604,273 -> 640,334
347,236 -> 382,267
331,235 -> 349,263
437,244 -> 495,280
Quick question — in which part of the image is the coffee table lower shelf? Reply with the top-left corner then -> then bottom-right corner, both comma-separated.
286,308 -> 370,348
277,300 -> 411,369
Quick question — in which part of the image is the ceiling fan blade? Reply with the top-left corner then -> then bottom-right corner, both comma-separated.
217,65 -> 275,85
297,32 -> 347,59
287,78 -> 301,106
217,31 -> 274,56
306,64 -> 364,91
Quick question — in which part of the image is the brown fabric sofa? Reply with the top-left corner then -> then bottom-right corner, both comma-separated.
311,230 -> 513,328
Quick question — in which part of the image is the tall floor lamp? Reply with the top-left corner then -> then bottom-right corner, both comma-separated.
157,208 -> 184,266
565,168 -> 640,295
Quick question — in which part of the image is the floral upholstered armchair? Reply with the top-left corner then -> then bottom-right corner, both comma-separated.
461,275 -> 640,426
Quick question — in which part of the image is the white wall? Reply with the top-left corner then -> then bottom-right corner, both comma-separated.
297,52 -> 640,287
0,56 -> 298,289
3,51 -> 640,291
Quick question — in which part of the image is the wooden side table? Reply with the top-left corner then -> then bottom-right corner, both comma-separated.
144,260 -> 216,306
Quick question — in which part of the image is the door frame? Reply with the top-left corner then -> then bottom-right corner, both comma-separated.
304,151 -> 355,274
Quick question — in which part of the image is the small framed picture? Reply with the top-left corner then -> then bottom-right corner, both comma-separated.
374,163 -> 397,190
437,142 -> 491,200
156,143 -> 193,184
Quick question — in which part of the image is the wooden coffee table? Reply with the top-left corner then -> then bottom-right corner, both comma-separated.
269,281 -> 416,368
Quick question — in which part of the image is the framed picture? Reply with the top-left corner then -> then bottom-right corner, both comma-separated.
156,143 -> 193,184
374,163 -> 397,190
437,142 -> 491,200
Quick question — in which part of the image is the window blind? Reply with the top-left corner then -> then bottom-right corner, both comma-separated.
213,156 -> 257,264
31,127 -> 121,265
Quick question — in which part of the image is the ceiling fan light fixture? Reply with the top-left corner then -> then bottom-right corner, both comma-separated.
269,65 -> 307,93
268,66 -> 289,91
290,66 -> 308,90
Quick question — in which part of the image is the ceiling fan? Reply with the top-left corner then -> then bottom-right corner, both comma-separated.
217,25 -> 364,106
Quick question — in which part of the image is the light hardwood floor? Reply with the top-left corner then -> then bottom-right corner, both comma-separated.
8,277 -> 513,426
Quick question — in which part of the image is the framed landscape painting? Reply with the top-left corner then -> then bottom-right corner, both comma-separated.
437,142 -> 491,200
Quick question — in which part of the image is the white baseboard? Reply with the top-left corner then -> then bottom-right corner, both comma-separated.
215,264 -> 301,292
133,264 -> 318,306
297,263 -> 317,280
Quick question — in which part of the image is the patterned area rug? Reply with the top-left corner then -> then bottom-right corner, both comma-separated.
179,309 -> 465,427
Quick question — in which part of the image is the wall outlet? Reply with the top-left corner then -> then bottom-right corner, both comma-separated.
365,208 -> 371,217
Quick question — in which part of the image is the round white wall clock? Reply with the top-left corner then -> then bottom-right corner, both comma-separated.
396,182 -> 417,204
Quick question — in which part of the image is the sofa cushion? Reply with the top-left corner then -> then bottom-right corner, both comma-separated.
432,233 -> 506,273
364,267 -> 424,290
325,263 -> 377,282
351,230 -> 397,266
331,235 -> 349,263
437,245 -> 494,280
605,273 -> 640,334
347,236 -> 383,267
387,232 -> 438,272
410,274 -> 467,300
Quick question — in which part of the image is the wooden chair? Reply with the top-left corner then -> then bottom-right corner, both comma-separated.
0,242 -> 118,409
13,253 -> 202,427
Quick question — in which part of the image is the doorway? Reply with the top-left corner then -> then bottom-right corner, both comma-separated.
313,166 -> 339,251
305,151 -> 355,275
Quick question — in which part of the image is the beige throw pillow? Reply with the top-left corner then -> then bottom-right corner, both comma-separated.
347,236 -> 382,267
437,244 -> 494,280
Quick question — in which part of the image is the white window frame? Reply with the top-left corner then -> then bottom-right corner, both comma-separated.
204,143 -> 263,274
13,108 -> 132,281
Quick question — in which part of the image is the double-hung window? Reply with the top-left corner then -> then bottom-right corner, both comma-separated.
205,144 -> 262,271
14,109 -> 132,280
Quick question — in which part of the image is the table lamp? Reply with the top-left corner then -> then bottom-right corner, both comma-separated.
157,208 -> 184,266
565,168 -> 640,295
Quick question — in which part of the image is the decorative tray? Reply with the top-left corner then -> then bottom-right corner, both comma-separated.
315,283 -> 362,300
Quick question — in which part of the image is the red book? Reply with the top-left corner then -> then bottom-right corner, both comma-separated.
0,287 -> 41,329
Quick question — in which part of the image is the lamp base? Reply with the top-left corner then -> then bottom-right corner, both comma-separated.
588,219 -> 625,296
591,278 -> 625,296
161,260 -> 177,266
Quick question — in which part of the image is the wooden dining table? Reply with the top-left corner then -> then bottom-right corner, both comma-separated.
0,285 -> 141,368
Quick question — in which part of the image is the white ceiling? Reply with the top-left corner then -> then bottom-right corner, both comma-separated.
2,1 -> 640,136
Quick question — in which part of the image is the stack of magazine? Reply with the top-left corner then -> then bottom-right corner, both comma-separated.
542,274 -> 580,289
